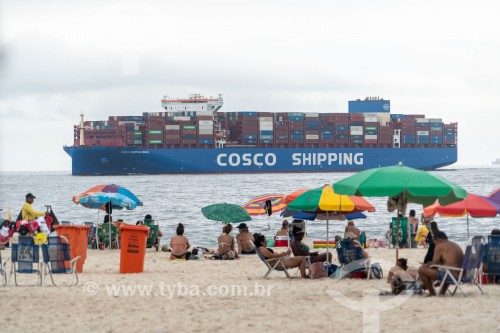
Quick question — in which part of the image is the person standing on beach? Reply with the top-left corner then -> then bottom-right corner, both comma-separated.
21,193 -> 46,221
423,221 -> 439,263
408,210 -> 419,248
418,231 -> 464,296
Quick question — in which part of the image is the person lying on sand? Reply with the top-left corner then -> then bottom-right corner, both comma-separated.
387,258 -> 418,283
418,231 -> 463,296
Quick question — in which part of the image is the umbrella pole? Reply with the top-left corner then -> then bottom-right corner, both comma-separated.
395,210 -> 400,262
326,211 -> 330,262
467,212 -> 470,241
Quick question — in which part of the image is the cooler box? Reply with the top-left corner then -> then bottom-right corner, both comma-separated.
313,240 -> 336,249
275,236 -> 289,247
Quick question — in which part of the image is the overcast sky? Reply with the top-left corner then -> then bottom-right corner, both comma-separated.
1,0 -> 499,171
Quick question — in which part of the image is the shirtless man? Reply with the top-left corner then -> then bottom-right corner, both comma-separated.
418,231 -> 464,296
344,220 -> 360,242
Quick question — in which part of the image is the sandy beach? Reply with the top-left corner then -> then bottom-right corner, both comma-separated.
1,245 -> 499,333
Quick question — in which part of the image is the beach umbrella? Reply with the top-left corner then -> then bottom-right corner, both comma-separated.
73,184 -> 143,210
201,203 -> 252,224
334,164 -> 467,260
73,184 -> 143,249
423,193 -> 499,239
487,188 -> 500,206
242,194 -> 286,229
283,189 -> 309,204
287,184 -> 375,259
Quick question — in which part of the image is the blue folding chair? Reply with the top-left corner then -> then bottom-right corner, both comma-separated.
10,237 -> 42,286
336,240 -> 372,279
41,236 -> 80,286
483,235 -> 500,283
431,236 -> 485,296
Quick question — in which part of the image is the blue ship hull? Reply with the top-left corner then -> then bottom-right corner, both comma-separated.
63,146 -> 457,175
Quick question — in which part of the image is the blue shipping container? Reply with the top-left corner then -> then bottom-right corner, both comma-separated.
321,134 -> 334,139
199,139 -> 213,144
348,100 -> 390,113
390,114 -> 406,119
241,112 -> 258,117
444,135 -> 456,140
289,117 -> 304,122
291,135 -> 304,140
259,130 -> 273,135
183,134 -> 196,140
336,126 -> 348,131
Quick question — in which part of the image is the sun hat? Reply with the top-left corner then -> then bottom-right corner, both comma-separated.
344,231 -> 357,240
236,223 -> 248,230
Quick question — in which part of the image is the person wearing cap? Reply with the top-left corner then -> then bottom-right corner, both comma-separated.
291,226 -> 332,264
235,223 -> 256,255
21,193 -> 46,221
344,220 -> 361,242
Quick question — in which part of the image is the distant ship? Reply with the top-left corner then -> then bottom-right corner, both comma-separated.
63,95 -> 458,175
493,158 -> 500,165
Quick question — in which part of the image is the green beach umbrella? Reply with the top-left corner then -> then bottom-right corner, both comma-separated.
333,164 -> 467,259
201,203 -> 252,224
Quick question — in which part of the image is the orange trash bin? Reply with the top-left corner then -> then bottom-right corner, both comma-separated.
55,225 -> 90,273
119,225 -> 149,274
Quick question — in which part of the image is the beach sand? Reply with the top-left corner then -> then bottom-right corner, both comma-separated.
0,246 -> 499,333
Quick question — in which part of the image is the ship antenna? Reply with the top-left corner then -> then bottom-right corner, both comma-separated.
79,111 -> 85,146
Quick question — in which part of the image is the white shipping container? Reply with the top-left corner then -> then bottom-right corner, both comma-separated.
165,125 -> 180,130
305,113 -> 319,118
260,125 -> 273,131
377,113 -> 390,126
350,130 -> 363,136
198,120 -> 213,126
365,135 -> 378,140
196,111 -> 214,116
429,118 -> 442,123
259,117 -> 273,121
173,116 -> 192,121
350,126 -> 363,131
363,113 -> 378,118
364,117 -> 378,123
417,131 -> 429,135
135,125 -> 139,131
416,118 -> 430,123
198,129 -> 214,135
306,134 -> 319,140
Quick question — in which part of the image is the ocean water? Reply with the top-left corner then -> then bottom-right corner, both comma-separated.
0,167 -> 498,248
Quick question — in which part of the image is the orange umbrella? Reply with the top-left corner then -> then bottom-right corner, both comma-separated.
283,189 -> 309,204
424,193 -> 499,239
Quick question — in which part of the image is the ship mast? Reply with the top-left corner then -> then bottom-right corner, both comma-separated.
79,111 -> 85,146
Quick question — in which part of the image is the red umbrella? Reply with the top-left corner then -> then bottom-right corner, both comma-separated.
424,193 -> 499,239
283,189 -> 309,205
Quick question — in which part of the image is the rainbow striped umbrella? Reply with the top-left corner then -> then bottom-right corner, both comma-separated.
242,194 -> 287,216
73,184 -> 143,211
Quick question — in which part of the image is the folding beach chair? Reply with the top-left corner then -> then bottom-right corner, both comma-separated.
256,247 -> 292,279
41,236 -> 80,286
10,236 -> 42,286
431,236 -> 485,297
0,249 -> 8,286
336,240 -> 372,280
97,224 -> 119,249
143,219 -> 159,251
482,235 -> 500,283
83,222 -> 97,249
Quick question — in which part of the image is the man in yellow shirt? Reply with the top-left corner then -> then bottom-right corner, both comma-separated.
21,193 -> 46,221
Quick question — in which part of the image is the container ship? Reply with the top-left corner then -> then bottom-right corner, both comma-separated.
63,94 -> 458,175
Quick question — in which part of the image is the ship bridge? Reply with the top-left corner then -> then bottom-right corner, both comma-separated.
161,93 -> 223,113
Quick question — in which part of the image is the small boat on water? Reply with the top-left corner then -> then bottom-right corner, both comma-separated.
493,158 -> 500,165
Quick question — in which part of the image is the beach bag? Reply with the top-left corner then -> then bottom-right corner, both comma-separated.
309,262 -> 328,279
370,263 -> 383,279
391,277 -> 423,295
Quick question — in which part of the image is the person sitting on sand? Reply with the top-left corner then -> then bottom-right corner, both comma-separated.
345,220 -> 361,242
217,224 -> 238,259
170,223 -> 191,260
387,258 -> 418,283
418,231 -> 464,296
236,223 -> 256,255
275,220 -> 289,237
254,233 -> 308,278
341,231 -> 369,259
291,226 -> 332,264
482,228 -> 500,283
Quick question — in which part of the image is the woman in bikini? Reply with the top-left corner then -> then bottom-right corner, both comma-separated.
170,223 -> 191,260
290,227 -> 332,264
235,223 -> 256,255
254,233 -> 308,278
217,224 -> 237,259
